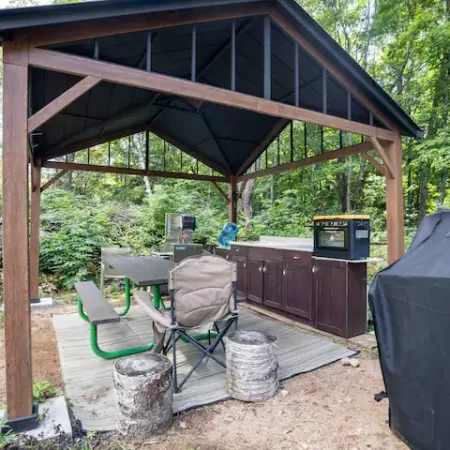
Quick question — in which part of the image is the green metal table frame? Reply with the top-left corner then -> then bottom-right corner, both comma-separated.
77,277 -> 216,359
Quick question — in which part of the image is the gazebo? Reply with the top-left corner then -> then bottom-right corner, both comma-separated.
0,0 -> 421,425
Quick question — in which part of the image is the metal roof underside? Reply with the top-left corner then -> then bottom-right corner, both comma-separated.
0,0 -> 423,176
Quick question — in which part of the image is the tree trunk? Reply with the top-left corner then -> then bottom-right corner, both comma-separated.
418,166 -> 430,224
437,169 -> 448,209
242,179 -> 256,231
133,134 -> 152,198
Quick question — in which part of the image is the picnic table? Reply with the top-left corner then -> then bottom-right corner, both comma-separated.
105,256 -> 175,311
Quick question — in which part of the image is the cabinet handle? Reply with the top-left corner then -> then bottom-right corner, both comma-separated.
263,266 -> 267,273
293,256 -> 300,260
243,263 -> 246,268
259,266 -> 263,272
312,266 -> 318,273
283,269 -> 287,276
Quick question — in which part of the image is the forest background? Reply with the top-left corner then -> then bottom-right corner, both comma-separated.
1,0 -> 449,291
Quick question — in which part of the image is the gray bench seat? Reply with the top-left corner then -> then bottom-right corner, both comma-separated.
75,281 -> 120,325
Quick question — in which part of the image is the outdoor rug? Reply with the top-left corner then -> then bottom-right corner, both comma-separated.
53,306 -> 357,431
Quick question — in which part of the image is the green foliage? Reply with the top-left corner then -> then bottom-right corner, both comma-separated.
0,421 -> 15,449
33,382 -> 58,404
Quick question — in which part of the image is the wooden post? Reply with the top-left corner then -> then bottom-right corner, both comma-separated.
30,157 -> 42,299
385,132 -> 405,264
228,175 -> 237,223
2,37 -> 34,419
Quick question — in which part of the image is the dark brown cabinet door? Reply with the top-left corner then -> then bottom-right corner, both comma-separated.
283,262 -> 313,320
263,260 -> 284,310
231,256 -> 247,298
247,258 -> 264,304
314,260 -> 347,337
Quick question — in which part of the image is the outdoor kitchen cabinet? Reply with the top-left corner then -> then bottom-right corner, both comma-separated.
313,258 -> 367,338
283,251 -> 313,321
230,245 -> 248,298
246,248 -> 284,310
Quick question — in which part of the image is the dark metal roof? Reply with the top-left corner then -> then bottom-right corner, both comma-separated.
0,0 -> 422,176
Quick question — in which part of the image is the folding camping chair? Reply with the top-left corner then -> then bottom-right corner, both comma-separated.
143,254 -> 238,392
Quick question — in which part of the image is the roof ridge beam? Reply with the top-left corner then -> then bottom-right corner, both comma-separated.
28,48 -> 396,142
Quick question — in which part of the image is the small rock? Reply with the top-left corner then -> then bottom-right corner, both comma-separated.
301,444 -> 309,450
350,359 -> 360,368
281,389 -> 289,396
179,421 -> 187,429
341,357 -> 352,366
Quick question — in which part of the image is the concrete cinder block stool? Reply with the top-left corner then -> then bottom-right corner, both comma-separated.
225,330 -> 278,402
114,354 -> 173,437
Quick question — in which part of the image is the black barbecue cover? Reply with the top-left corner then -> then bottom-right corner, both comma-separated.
369,210 -> 450,450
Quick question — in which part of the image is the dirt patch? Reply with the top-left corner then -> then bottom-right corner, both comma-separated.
0,309 -> 407,449
108,354 -> 406,450
0,310 -> 64,406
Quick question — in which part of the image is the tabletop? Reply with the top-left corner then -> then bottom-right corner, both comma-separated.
105,256 -> 175,286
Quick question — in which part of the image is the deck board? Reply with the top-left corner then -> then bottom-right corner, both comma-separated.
52,306 -> 356,431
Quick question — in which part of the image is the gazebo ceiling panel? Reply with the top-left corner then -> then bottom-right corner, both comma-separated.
22,1 -> 423,174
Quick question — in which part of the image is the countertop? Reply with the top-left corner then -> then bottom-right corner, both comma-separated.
230,241 -> 383,264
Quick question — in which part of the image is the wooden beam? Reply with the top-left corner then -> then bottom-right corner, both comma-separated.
211,181 -> 230,202
238,140 -> 373,182
41,160 -> 228,182
28,76 -> 101,133
28,48 -> 396,142
40,169 -> 69,192
269,8 -> 398,133
228,175 -> 238,223
28,3 -> 268,47
237,119 -> 290,176
385,133 -> 405,264
370,137 -> 395,179
30,157 -> 41,299
3,53 -> 33,418
362,152 -> 386,176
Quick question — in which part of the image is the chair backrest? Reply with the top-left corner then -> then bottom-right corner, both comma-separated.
101,247 -> 132,277
173,244 -> 204,263
169,254 -> 236,328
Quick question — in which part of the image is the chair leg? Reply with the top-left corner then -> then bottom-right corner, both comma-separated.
100,267 -> 105,294
171,329 -> 179,393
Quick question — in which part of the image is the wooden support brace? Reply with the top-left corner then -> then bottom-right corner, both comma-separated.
28,76 -> 101,133
211,181 -> 230,202
370,137 -> 395,179
40,169 -> 69,192
361,152 -> 386,177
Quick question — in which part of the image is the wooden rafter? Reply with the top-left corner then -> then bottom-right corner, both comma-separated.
28,76 -> 101,133
28,48 -> 396,142
269,8 -> 398,132
211,181 -> 230,202
28,3 -> 267,47
42,160 -> 228,182
370,137 -> 395,179
237,119 -> 290,176
238,141 -> 373,182
40,169 -> 69,192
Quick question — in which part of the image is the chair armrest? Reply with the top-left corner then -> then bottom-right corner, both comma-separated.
133,291 -> 172,328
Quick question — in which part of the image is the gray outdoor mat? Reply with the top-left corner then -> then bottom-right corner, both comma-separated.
53,306 -> 356,431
